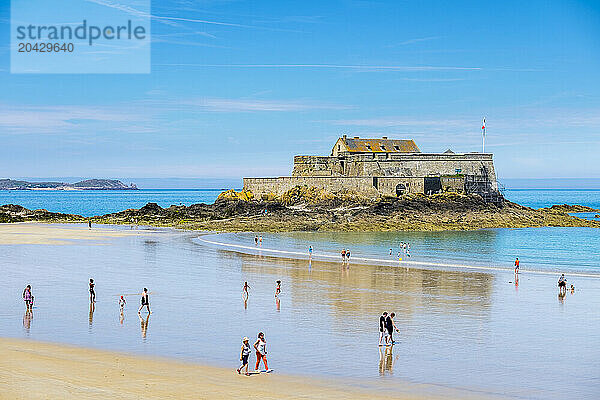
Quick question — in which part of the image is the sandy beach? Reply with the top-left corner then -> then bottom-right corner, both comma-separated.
0,223 -> 150,245
0,338 -> 500,400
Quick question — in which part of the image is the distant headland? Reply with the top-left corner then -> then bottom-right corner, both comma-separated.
0,179 -> 138,191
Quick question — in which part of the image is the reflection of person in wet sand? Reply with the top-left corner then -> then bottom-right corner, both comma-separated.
138,288 -> 151,314
89,302 -> 95,326
139,313 -> 150,339
23,309 -> 33,331
242,282 -> 250,300
378,345 -> 398,375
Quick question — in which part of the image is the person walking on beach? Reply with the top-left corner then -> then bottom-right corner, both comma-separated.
88,219 -> 92,229
89,279 -> 96,303
237,337 -> 251,375
558,274 -> 567,294
346,249 -> 351,262
254,332 -> 269,372
379,312 -> 388,346
389,248 -> 393,256
255,236 -> 258,246
259,236 -> 263,246
514,258 -> 520,274
309,246 -> 313,257
243,282 -> 250,299
275,280 -> 281,298
23,285 -> 33,310
119,295 -> 126,312
341,249 -> 346,263
138,288 -> 151,314
385,312 -> 399,345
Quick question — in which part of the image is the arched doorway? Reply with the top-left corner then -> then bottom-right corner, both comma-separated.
395,183 -> 406,196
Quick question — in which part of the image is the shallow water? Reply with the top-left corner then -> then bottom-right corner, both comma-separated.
1,224 -> 599,399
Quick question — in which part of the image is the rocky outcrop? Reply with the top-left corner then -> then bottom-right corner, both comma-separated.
2,186 -> 599,232
0,204 -> 83,223
95,187 -> 600,232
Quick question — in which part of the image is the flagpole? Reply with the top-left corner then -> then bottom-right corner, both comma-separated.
482,117 -> 486,153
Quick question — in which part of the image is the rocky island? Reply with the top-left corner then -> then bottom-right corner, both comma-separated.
1,186 -> 599,231
0,178 -> 138,190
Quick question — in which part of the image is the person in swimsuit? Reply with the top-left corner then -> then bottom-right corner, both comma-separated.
88,219 -> 92,229
254,332 -> 269,372
138,288 -> 151,314
254,236 -> 258,246
119,295 -> 126,311
341,249 -> 346,263
243,282 -> 250,299
275,280 -> 281,297
514,258 -> 520,274
237,337 -> 251,375
309,246 -> 313,257
259,236 -> 263,246
346,249 -> 351,262
89,279 -> 96,303
23,285 -> 33,310
389,248 -> 393,256
378,312 -> 388,346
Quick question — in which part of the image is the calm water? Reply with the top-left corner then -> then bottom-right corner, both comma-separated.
1,224 -> 599,399
0,188 -> 598,217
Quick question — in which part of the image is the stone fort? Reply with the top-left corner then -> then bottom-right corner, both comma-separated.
244,135 -> 502,203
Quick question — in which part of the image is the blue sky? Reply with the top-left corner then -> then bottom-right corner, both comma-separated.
1,0 -> 599,184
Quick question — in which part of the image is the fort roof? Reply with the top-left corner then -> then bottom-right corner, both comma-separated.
332,135 -> 421,155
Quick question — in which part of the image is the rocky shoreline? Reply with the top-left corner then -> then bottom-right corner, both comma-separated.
1,187 -> 599,232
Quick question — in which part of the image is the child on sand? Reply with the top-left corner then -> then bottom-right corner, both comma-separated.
23,285 -> 33,310
237,337 -> 251,375
275,280 -> 281,297
254,332 -> 269,372
138,288 -> 151,314
89,279 -> 96,303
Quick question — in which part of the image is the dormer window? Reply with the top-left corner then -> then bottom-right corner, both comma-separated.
381,145 -> 386,151
394,145 -> 400,151
366,145 -> 372,151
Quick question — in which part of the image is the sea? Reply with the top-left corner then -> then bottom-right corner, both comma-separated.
1,183 -> 599,399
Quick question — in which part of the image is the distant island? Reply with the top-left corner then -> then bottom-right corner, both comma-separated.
0,178 -> 138,191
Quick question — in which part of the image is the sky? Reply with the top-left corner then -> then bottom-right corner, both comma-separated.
1,0 -> 599,184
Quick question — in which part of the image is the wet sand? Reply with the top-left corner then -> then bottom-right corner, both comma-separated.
0,338 -> 498,400
0,223 -> 149,245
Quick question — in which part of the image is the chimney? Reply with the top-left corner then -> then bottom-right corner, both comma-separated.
382,136 -> 388,139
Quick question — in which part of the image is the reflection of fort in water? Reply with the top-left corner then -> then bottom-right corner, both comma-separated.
232,250 -> 494,320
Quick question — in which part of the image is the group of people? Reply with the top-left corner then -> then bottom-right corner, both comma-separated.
378,312 -> 399,346
254,235 -> 263,246
389,242 -> 411,260
236,332 -> 271,375
341,249 -> 351,263
23,280 -> 152,314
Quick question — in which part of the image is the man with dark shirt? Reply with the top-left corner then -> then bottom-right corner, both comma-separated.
385,312 -> 398,345
378,312 -> 388,346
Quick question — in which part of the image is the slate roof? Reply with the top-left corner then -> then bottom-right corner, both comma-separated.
338,137 -> 421,153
